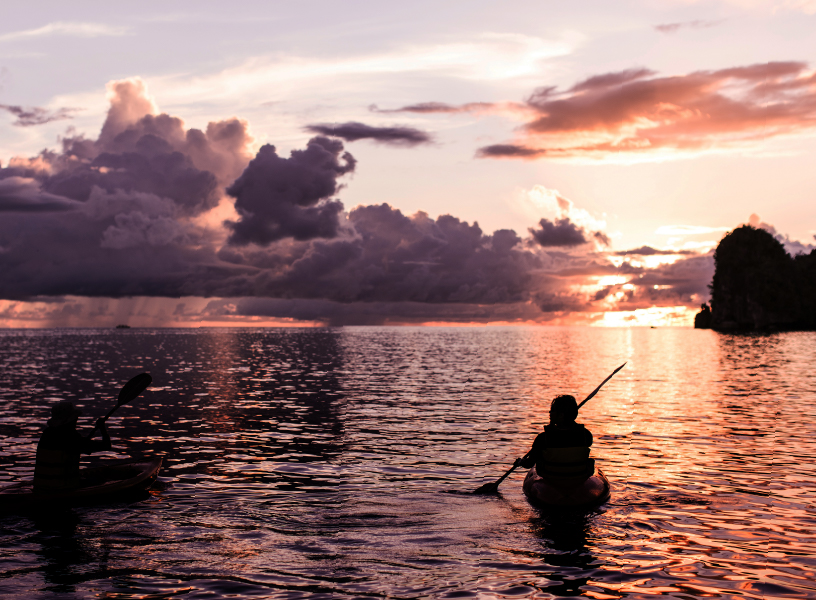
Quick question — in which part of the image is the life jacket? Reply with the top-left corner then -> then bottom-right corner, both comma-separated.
537,446 -> 593,479
534,423 -> 594,483
33,431 -> 81,492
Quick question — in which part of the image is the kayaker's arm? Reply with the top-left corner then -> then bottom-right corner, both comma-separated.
517,455 -> 535,469
83,418 -> 112,452
517,432 -> 546,469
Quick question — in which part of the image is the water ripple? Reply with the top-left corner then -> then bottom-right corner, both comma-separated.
0,327 -> 814,598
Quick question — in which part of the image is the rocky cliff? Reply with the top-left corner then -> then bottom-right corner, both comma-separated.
696,225 -> 816,331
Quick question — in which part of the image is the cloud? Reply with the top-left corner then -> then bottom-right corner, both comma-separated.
218,204 -> 540,305
1,78 -> 254,218
371,102 -> 496,114
304,122 -> 432,146
654,20 -> 724,34
0,77 -> 726,325
478,144 -> 545,158
514,185 -> 609,249
748,213 -> 816,255
0,22 -> 128,43
225,137 -> 355,245
678,0 -> 816,15
0,77 -> 253,298
0,104 -> 80,126
0,176 -> 80,212
529,218 -> 588,247
400,61 -> 816,160
622,253 -> 715,304
210,297 -> 548,327
614,246 -> 694,256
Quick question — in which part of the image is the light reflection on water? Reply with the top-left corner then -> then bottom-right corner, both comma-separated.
0,327 -> 814,599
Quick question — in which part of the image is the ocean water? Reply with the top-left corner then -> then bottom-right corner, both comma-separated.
0,326 -> 814,599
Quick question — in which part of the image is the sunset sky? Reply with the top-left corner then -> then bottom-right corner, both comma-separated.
1,0 -> 815,327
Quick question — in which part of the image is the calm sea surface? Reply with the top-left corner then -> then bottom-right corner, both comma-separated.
0,327 -> 814,599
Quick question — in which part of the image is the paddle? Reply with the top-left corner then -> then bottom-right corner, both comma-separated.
472,362 -> 626,495
86,373 -> 152,437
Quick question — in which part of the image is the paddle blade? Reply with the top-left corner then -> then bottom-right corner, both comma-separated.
118,373 -> 152,406
472,482 -> 500,495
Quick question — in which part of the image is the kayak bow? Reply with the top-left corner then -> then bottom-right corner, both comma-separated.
522,466 -> 610,509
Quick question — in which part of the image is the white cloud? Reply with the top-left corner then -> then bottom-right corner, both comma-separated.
512,185 -> 607,233
137,32 -> 577,107
672,0 -> 816,13
0,22 -> 128,43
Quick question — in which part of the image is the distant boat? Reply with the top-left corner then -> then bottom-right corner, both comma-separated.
115,324 -> 131,329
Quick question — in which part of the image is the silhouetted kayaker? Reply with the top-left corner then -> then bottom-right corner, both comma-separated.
33,401 -> 111,492
517,395 -> 594,484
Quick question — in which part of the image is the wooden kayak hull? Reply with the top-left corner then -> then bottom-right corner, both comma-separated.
0,457 -> 162,512
522,466 -> 610,509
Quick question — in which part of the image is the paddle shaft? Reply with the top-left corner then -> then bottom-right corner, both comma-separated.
474,362 -> 626,494
577,362 -> 627,410
85,404 -> 120,438
489,450 -> 531,489
85,373 -> 152,438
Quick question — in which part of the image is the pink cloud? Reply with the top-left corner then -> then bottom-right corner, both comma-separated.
395,61 -> 816,160
654,20 -> 724,34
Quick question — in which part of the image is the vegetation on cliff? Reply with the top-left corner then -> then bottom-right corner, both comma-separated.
696,225 -> 816,331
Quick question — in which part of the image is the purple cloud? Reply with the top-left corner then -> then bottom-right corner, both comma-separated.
0,104 -> 79,126
304,122 -> 432,146
529,218 -> 588,247
225,137 -> 355,246
0,77 -> 724,325
0,177 -> 80,212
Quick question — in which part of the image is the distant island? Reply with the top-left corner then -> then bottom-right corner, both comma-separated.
695,225 -> 816,331
115,324 -> 131,329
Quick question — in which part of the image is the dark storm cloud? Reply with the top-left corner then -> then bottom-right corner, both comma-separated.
0,76 -> 721,323
304,122 -> 432,146
218,204 -> 540,305
0,177 -> 80,212
0,78 -> 254,299
205,297 -> 547,326
529,217 -> 588,247
1,79 -> 254,217
225,137 -> 355,245
0,104 -> 79,126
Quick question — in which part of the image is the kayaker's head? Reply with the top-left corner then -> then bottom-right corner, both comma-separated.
47,401 -> 81,428
549,395 -> 578,426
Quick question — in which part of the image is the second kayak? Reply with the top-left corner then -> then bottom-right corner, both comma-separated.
0,456 -> 163,512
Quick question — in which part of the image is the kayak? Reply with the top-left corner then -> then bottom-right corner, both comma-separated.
0,457 -> 162,512
522,466 -> 610,509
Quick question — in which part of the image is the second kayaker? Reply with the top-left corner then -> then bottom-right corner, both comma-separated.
33,401 -> 112,492
516,394 -> 594,484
